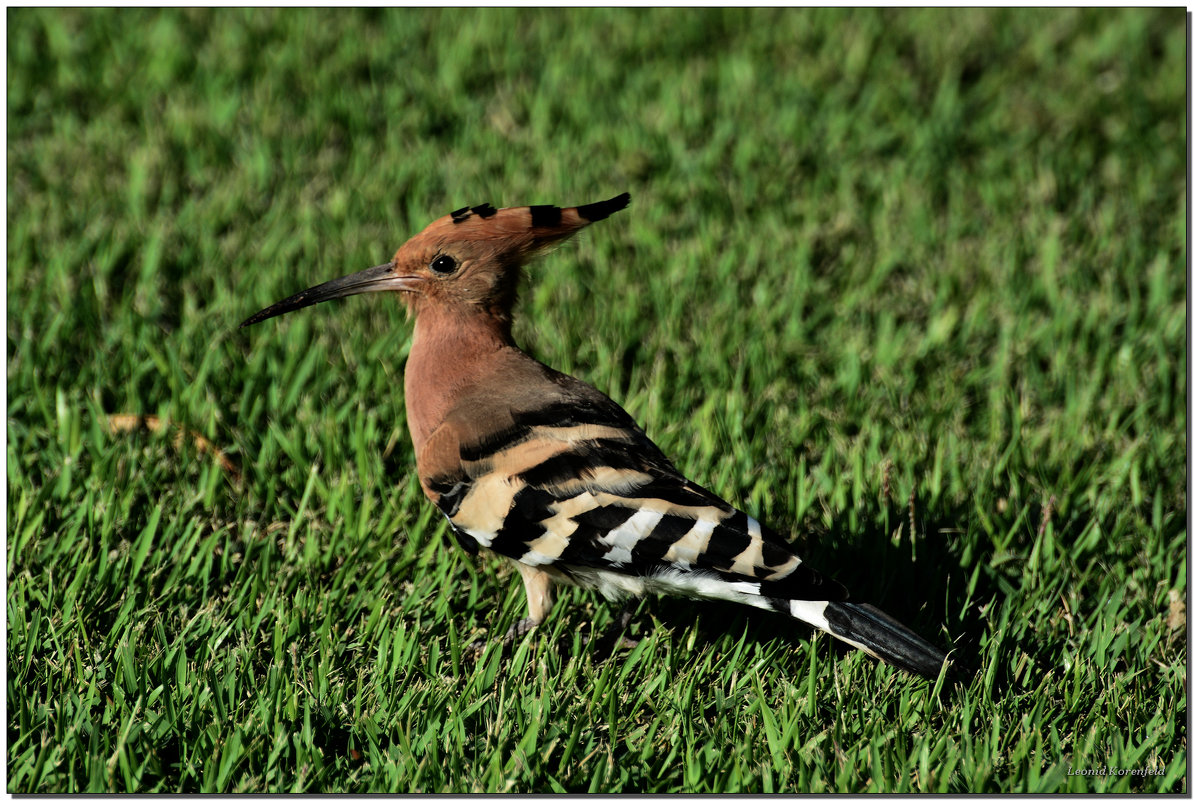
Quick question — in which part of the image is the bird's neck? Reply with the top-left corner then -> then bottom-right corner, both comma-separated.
404,304 -> 516,454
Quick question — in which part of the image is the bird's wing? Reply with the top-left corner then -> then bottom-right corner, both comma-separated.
420,365 -> 847,604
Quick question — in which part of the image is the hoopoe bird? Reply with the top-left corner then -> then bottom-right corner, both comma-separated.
242,193 -> 948,678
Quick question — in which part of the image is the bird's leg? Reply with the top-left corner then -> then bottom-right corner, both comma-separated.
503,562 -> 555,644
464,562 -> 556,656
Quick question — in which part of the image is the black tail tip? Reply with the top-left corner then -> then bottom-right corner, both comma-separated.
576,192 -> 631,222
825,602 -> 949,680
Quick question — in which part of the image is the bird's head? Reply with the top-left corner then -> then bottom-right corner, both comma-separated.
240,193 -> 630,330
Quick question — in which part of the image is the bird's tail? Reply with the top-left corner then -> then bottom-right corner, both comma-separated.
787,599 -> 948,679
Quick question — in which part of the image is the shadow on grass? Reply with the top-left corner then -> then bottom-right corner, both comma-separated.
632,495 -> 1032,693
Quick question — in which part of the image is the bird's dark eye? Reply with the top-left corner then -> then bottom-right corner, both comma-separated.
430,254 -> 458,275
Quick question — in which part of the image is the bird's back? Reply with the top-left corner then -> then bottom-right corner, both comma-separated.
417,345 -> 848,606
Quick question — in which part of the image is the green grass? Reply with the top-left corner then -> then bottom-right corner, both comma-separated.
7,7 -> 1186,793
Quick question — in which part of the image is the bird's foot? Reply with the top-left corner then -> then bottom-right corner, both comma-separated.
588,607 -> 639,655
502,616 -> 540,646
461,617 -> 542,659
467,609 -> 639,659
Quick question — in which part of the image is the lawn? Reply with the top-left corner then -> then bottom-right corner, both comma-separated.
6,7 -> 1186,792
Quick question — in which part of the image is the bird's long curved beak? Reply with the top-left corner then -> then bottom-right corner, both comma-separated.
240,261 -> 420,327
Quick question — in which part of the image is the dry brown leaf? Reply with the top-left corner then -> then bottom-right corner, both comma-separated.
1166,588 -> 1185,631
105,413 -> 241,483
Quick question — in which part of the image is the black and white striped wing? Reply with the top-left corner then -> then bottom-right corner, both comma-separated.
429,390 -> 847,606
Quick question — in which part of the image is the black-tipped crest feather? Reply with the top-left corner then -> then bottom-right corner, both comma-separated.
577,192 -> 631,221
